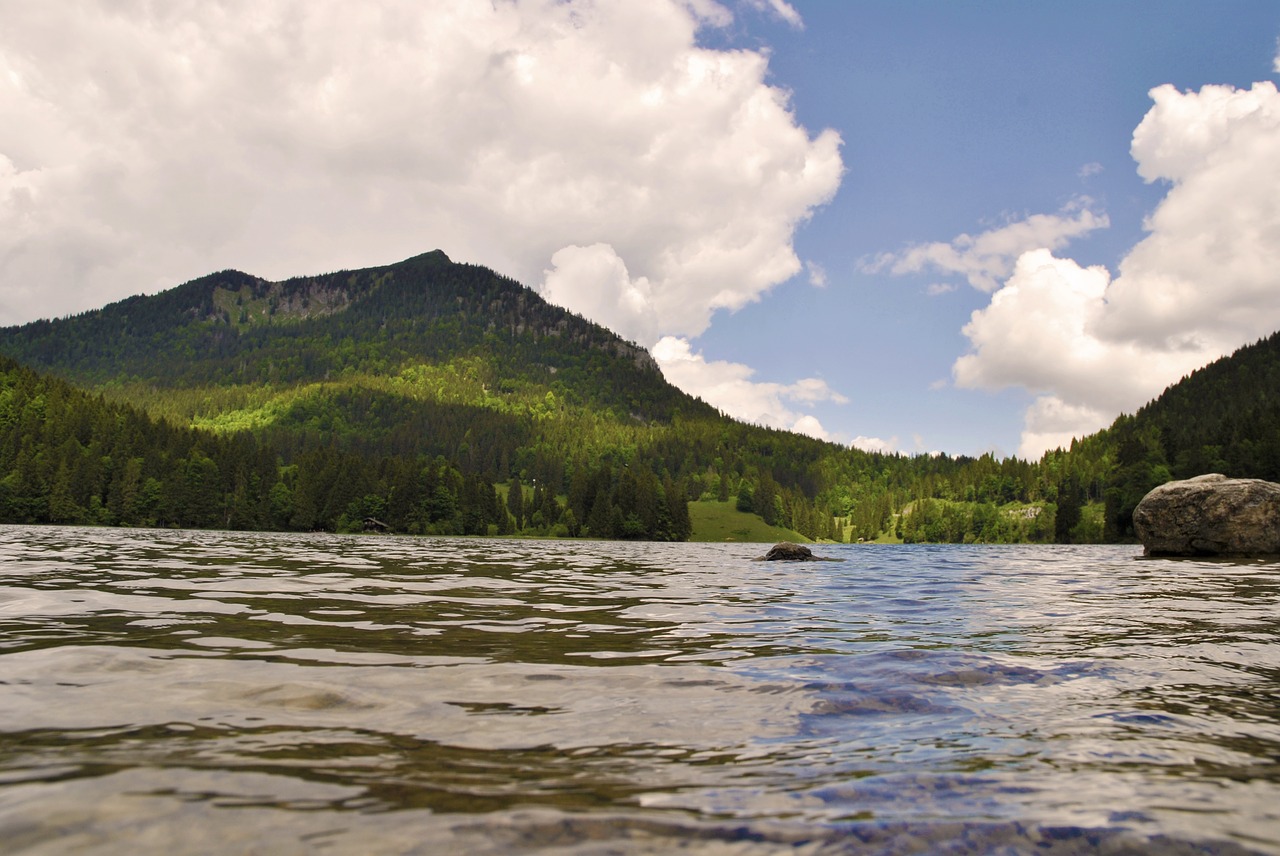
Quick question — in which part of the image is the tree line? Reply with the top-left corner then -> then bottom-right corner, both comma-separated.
0,357 -> 690,539
0,352 -> 1072,543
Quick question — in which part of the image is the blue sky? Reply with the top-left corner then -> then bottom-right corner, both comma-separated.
2,1 -> 1279,458
696,1 -> 1280,456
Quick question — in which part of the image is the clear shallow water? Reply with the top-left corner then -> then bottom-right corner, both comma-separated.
1,526 -> 1278,855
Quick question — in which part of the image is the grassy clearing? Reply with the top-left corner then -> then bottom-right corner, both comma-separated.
688,500 -> 809,543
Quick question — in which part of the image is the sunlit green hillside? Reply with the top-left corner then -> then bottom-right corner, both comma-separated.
688,500 -> 809,543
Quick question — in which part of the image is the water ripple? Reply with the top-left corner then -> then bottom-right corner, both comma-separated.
1,525 -> 1278,854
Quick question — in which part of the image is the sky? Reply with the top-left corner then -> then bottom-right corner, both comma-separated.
2,0 -> 1279,459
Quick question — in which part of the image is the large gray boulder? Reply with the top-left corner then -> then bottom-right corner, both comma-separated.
1132,474 -> 1280,557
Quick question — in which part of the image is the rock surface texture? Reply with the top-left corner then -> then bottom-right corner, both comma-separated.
756,542 -> 841,562
761,542 -> 814,561
1132,474 -> 1280,557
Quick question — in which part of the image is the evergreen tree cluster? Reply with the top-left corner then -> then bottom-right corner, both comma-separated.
896,498 -> 1052,544
1087,331 -> 1280,540
0,356 -> 690,537
0,356 -> 1049,543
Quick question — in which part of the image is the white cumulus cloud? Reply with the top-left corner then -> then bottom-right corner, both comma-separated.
0,0 -> 842,347
954,80 -> 1280,458
851,435 -> 899,454
865,201 -> 1109,292
541,244 -> 660,347
1018,396 -> 1114,463
953,250 -> 1210,458
0,0 -> 846,439
652,336 -> 846,438
790,415 -> 827,440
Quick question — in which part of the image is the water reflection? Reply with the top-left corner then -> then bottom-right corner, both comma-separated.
1,526 -> 1278,853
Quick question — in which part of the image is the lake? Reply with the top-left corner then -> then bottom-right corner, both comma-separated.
1,525 -> 1278,854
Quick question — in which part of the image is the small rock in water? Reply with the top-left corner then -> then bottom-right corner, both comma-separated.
1133,473 -> 1280,557
759,541 -> 829,561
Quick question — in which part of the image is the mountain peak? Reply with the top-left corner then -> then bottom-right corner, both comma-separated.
0,250 -> 705,421
393,249 -> 452,268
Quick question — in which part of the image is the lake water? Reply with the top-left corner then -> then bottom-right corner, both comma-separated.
1,525 -> 1278,854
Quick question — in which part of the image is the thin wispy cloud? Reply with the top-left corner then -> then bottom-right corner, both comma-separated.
745,0 -> 803,29
863,202 -> 1109,292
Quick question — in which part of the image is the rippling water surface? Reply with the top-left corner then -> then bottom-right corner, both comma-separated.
1,525 -> 1279,854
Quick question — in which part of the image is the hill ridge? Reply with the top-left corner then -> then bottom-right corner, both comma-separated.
3,248 -> 1277,544
0,250 -> 674,416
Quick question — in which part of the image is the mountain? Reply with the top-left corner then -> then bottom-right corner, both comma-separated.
5,248 -> 1274,544
1,250 -> 704,424
0,251 -> 850,539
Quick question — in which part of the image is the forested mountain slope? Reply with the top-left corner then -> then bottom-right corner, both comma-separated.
1086,330 -> 1280,539
0,251 -> 824,538
1135,330 -> 1280,480
0,250 -> 703,424
2,249 -> 1276,543
0,354 -> 562,535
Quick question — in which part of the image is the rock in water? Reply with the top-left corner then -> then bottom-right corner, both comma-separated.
1132,473 -> 1280,557
761,542 -> 815,561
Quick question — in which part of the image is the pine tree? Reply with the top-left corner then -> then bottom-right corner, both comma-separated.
1054,475 -> 1082,544
507,474 -> 525,529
